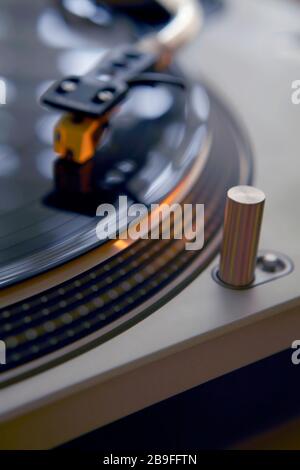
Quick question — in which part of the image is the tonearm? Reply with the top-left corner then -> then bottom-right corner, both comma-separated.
41,0 -> 204,164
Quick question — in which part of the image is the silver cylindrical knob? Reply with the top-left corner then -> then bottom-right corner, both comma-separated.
219,185 -> 265,287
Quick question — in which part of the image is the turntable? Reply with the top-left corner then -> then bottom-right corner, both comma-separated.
0,0 -> 300,451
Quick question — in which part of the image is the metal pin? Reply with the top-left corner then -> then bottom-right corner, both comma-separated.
60,80 -> 77,93
97,90 -> 114,102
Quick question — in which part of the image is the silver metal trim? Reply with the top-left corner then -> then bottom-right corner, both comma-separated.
140,0 -> 204,54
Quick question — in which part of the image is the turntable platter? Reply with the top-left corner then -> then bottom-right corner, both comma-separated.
0,88 -> 252,385
0,0 -> 252,385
